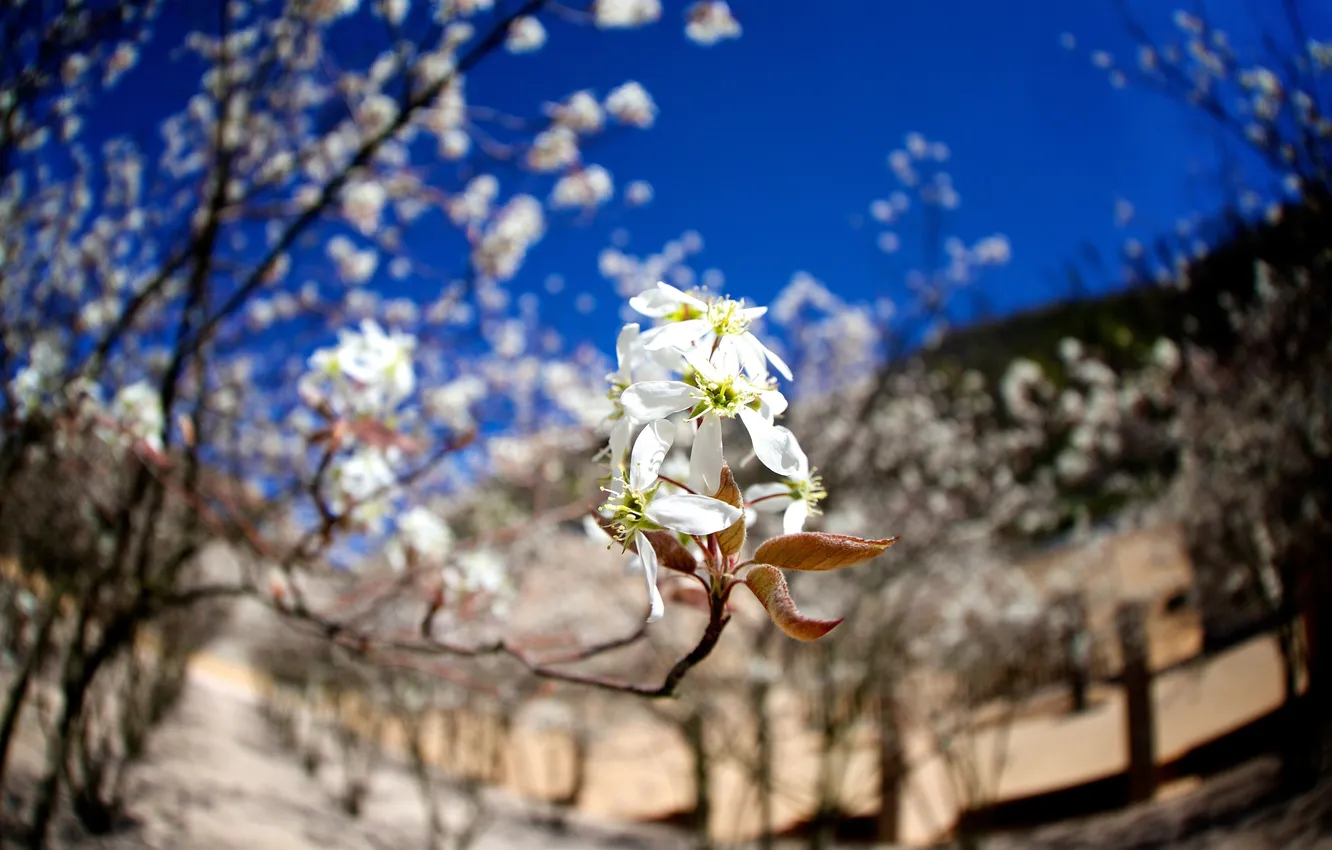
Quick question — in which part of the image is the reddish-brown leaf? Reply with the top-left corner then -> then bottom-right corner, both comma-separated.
743,565 -> 842,641
640,531 -> 700,575
753,532 -> 898,572
712,463 -> 746,558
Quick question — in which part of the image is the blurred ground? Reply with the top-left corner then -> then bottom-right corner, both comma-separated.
983,758 -> 1332,850
0,652 -> 1316,850
31,669 -> 690,850
25,665 -> 1332,850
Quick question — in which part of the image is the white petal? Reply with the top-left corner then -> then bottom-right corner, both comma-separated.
645,493 -> 742,535
628,288 -> 679,319
635,531 -> 665,623
620,381 -> 695,423
608,418 -> 631,472
629,419 -> 674,490
758,388 -> 789,418
688,413 -> 724,495
742,305 -> 768,320
710,338 -> 743,378
760,339 -> 793,380
772,424 -> 809,477
731,334 -> 769,379
739,407 -> 803,478
656,281 -> 709,311
629,282 -> 706,318
615,323 -> 640,378
745,481 -> 792,512
783,499 -> 810,534
641,319 -> 710,353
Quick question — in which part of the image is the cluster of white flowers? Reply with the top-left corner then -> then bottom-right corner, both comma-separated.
595,282 -> 828,621
302,319 -> 416,420
550,165 -> 614,209
471,195 -> 546,281
685,2 -> 742,46
594,0 -> 662,29
103,380 -> 167,454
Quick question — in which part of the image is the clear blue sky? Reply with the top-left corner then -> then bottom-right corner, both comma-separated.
466,0 -> 1320,350
84,0 -> 1325,359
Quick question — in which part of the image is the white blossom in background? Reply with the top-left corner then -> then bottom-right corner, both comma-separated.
549,90 -> 604,134
446,174 -> 500,227
387,505 -> 455,572
605,81 -> 657,128
106,381 -> 166,453
328,446 -> 401,533
527,125 -> 580,172
625,179 -> 654,206
341,180 -> 388,235
505,16 -> 547,53
328,236 -> 379,285
686,2 -> 741,46
472,194 -> 546,281
551,165 -> 614,209
594,0 -> 662,29
302,319 -> 416,420
426,375 -> 487,432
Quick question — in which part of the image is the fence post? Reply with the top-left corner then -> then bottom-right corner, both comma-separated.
1058,592 -> 1092,713
1116,600 -> 1156,804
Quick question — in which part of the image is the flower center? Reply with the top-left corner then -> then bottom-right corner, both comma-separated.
706,296 -> 751,337
667,302 -> 706,323
791,471 -> 828,512
600,484 -> 660,542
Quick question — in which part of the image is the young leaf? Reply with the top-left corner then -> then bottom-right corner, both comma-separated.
712,463 -> 746,558
744,565 -> 842,641
753,532 -> 898,572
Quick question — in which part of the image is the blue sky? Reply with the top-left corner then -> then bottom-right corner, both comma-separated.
74,0 -> 1325,361
465,0 -> 1321,349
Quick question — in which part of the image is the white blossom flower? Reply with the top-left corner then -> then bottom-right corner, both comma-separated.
506,15 -> 547,52
600,420 -> 742,621
304,319 -> 416,418
444,548 -> 511,615
472,194 -> 545,281
342,180 -> 388,235
744,427 -> 826,533
551,165 -> 613,209
550,90 -> 604,134
619,354 -> 802,494
446,174 -> 499,226
594,0 -> 661,28
625,179 -> 653,206
686,2 -> 741,46
630,281 -> 793,380
109,380 -> 165,452
605,81 -> 657,128
329,446 -> 400,531
387,505 -> 455,572
527,125 -> 579,172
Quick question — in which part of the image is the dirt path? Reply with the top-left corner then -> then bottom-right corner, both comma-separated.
60,668 -> 688,850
